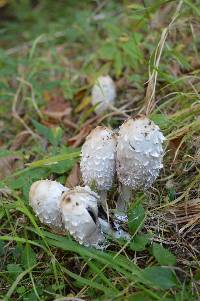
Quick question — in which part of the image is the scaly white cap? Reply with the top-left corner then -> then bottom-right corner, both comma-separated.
116,116 -> 165,190
60,186 -> 104,247
80,126 -> 116,191
29,180 -> 68,230
91,75 -> 116,115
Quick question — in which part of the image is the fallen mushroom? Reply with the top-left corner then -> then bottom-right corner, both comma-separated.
60,186 -> 104,248
80,126 -> 116,209
29,180 -> 68,230
91,75 -> 116,115
116,116 -> 165,219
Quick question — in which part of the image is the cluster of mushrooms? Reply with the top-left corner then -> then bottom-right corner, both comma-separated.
29,76 -> 165,249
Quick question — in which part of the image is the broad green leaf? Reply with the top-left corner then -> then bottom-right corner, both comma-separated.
48,158 -> 76,174
150,113 -> 172,130
6,167 -> 49,201
0,150 -> 21,158
128,292 -> 154,301
7,264 -> 23,280
16,286 -> 26,294
32,119 -> 54,145
99,43 -> 117,60
142,266 -> 177,289
6,264 -> 38,300
152,243 -> 177,266
130,233 -> 152,251
128,202 -> 145,234
21,245 -> 37,269
121,34 -> 143,68
27,149 -> 80,168
129,292 -> 174,301
32,119 -> 63,151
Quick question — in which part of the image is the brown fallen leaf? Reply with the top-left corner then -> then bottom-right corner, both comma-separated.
68,125 -> 93,148
115,77 -> 128,90
0,0 -> 8,8
75,96 -> 91,113
11,131 -> 31,150
43,95 -> 71,120
0,156 -> 24,179
79,115 -> 99,128
65,163 -> 81,188
68,115 -> 99,148
74,86 -> 88,102
62,117 -> 78,130
169,136 -> 184,153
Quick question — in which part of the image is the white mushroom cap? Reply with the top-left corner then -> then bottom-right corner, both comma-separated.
80,126 -> 116,191
29,180 -> 68,230
91,75 -> 116,115
116,116 -> 165,190
60,186 -> 104,247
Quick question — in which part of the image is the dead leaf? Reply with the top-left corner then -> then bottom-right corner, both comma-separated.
74,87 -> 88,101
68,115 -> 99,148
115,77 -> 128,90
75,96 -> 91,113
65,163 -> 81,188
0,156 -> 24,179
41,119 -> 56,128
80,115 -> 99,128
43,95 -> 71,120
68,125 -> 93,148
11,131 -> 31,150
0,0 -> 8,8
62,117 -> 78,130
169,136 -> 184,152
43,91 -> 51,102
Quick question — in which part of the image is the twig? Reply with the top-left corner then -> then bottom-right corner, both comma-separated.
6,31 -> 68,55
12,81 -> 41,141
144,1 -> 183,115
17,77 -> 43,119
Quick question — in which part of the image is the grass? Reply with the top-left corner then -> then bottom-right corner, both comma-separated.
0,0 -> 200,300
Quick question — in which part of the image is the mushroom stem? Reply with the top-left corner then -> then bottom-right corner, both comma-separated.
115,184 -> 132,222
